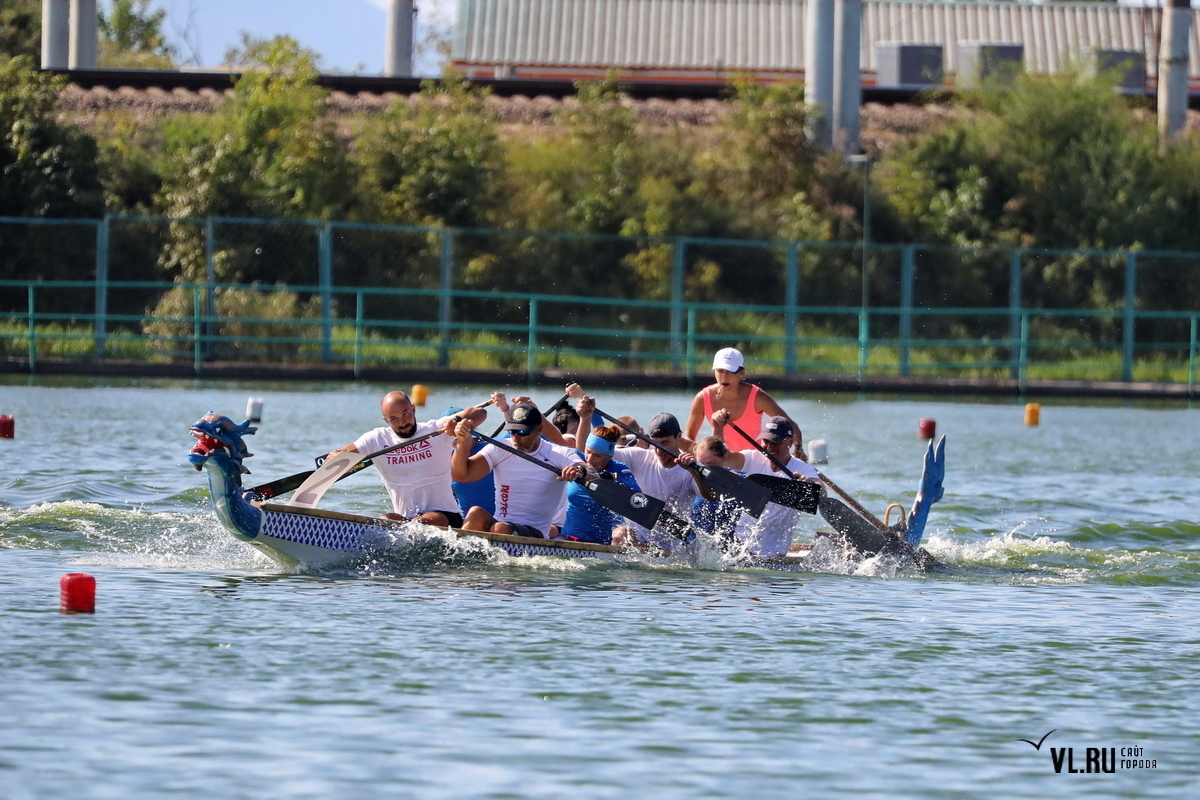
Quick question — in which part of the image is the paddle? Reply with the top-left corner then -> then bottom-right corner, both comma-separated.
469,428 -> 674,533
247,400 -> 492,501
592,408 -> 770,518
247,459 -> 370,501
289,428 -> 447,509
725,420 -> 822,514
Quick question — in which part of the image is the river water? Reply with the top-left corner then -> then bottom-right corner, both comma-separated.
1,377 -> 1196,798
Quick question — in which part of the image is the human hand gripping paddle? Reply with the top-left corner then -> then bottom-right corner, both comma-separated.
724,420 -> 822,514
591,408 -> 770,518
468,428 -> 689,538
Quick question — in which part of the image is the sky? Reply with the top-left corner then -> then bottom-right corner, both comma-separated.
119,1 -> 459,75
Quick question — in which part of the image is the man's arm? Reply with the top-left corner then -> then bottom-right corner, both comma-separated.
677,450 -> 719,502
449,419 -> 491,483
574,395 -> 595,445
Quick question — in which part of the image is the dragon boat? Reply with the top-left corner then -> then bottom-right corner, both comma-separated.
187,413 -> 946,572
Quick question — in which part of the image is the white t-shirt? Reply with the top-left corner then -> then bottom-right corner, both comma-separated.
734,451 -> 822,555
617,446 -> 698,544
480,439 -> 582,533
354,419 -> 457,518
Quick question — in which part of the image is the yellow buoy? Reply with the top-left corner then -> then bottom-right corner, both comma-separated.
411,384 -> 429,407
1024,403 -> 1040,426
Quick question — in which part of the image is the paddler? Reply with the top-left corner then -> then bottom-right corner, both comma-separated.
610,411 -> 715,549
327,391 -> 487,527
450,401 -> 588,539
684,346 -> 804,456
703,412 -> 825,556
559,424 -> 641,545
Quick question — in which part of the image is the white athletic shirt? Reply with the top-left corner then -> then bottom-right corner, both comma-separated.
354,418 -> 457,518
479,439 -> 582,533
734,451 -> 822,555
617,446 -> 698,544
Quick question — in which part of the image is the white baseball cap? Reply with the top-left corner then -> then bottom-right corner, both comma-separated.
712,347 -> 744,372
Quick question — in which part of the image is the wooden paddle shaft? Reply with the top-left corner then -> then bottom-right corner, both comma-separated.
816,471 -> 888,531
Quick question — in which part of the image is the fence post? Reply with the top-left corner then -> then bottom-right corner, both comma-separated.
94,217 -> 109,357
204,217 -> 215,360
1018,312 -> 1030,392
319,222 -> 333,363
1190,315 -> 1197,395
785,242 -> 798,373
858,243 -> 870,380
1009,249 -> 1024,380
1123,251 -> 1137,382
354,291 -> 364,379
686,307 -> 697,385
527,297 -> 538,383
899,244 -> 915,377
671,238 -> 686,371
193,285 -> 203,375
27,285 -> 36,372
439,229 -> 454,367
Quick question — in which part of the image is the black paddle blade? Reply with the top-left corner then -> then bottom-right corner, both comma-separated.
746,473 -> 821,514
582,478 -> 665,530
696,465 -> 771,518
657,510 -> 694,542
817,496 -> 894,556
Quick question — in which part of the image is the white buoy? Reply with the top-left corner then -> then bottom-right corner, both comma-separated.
808,439 -> 828,464
245,397 -> 264,422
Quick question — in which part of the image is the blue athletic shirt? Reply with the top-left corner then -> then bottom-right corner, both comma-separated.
561,459 -> 640,545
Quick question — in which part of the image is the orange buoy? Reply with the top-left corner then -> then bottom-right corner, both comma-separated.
60,573 -> 96,613
1025,403 -> 1041,427
918,418 -> 936,440
0,415 -> 12,439
411,384 -> 429,407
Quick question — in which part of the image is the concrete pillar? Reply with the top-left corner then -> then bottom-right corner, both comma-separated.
385,0 -> 416,77
41,0 -> 70,69
68,0 -> 97,69
1158,0 -> 1192,145
832,0 -> 863,153
804,0 -> 836,149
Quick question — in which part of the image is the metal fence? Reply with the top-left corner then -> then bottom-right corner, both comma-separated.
2,215 -> 1199,388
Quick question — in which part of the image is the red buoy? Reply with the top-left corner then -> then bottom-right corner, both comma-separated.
918,418 -> 936,440
0,415 -> 13,439
60,573 -> 96,613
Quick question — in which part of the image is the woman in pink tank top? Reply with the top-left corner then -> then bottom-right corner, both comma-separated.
685,347 -> 803,455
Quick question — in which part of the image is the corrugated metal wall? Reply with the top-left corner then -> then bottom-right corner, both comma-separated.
455,0 -> 1199,80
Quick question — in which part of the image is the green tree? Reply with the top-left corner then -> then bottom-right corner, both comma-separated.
0,0 -> 40,61
352,78 -> 505,228
155,36 -> 354,284
98,0 -> 176,69
0,57 -> 102,219
885,70 -> 1164,251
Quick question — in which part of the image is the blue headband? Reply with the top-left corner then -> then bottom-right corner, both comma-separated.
585,434 -> 616,456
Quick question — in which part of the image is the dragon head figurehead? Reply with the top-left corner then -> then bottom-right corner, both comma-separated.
188,413 -> 257,475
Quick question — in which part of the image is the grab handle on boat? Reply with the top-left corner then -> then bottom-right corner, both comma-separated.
883,503 -> 907,529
